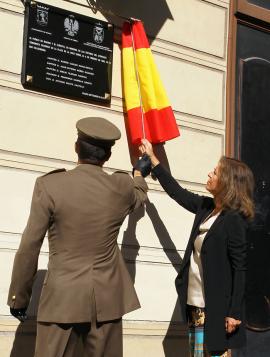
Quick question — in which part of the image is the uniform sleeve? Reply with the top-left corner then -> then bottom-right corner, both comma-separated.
130,175 -> 148,211
112,171 -> 148,213
7,178 -> 53,309
152,164 -> 203,214
226,213 -> 247,320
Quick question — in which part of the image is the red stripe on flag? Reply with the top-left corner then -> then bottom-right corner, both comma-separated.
126,107 -> 180,144
122,21 -> 150,49
122,22 -> 133,48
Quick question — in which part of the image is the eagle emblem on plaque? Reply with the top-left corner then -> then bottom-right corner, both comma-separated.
93,25 -> 104,44
37,9 -> 48,26
64,15 -> 79,37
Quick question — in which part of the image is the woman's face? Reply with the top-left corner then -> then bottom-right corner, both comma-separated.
206,164 -> 220,195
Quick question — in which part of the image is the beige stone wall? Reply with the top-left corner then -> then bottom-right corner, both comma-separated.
0,0 -> 230,355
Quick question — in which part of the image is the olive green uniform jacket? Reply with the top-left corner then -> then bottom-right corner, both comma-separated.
8,164 -> 148,323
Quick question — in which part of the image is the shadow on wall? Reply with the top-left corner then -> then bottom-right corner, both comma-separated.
150,144 -> 189,356
10,270 -> 47,357
121,206 -> 145,284
121,143 -> 189,356
145,200 -> 189,357
86,0 -> 174,43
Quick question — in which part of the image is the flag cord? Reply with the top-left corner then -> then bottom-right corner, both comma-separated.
129,22 -> 146,141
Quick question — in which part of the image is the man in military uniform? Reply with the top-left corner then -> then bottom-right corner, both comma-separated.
8,117 -> 148,357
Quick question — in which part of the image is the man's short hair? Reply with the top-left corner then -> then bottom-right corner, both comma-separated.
76,137 -> 111,165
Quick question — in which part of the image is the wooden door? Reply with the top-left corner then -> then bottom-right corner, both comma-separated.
229,1 -> 270,331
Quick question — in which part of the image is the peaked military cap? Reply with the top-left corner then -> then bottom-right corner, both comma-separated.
76,117 -> 121,148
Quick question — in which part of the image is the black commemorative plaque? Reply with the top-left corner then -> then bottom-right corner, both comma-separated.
22,1 -> 114,103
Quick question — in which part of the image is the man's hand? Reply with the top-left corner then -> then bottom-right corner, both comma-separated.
134,154 -> 151,177
225,317 -> 241,334
10,307 -> 28,323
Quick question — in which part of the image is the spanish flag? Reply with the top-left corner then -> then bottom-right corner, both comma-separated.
122,20 -> 180,145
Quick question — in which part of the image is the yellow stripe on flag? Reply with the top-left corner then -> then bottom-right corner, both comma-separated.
123,48 -> 170,112
122,47 -> 140,110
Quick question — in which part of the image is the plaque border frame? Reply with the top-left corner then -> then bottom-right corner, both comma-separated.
21,0 -> 114,105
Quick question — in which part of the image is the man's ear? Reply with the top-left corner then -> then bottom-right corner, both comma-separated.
104,151 -> 112,162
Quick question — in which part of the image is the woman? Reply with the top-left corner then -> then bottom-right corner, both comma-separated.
140,139 -> 255,357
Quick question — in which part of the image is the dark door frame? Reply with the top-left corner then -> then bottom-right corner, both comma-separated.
226,0 -> 270,156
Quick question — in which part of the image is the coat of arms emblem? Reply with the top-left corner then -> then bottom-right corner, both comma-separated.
64,15 -> 79,37
37,9 -> 48,26
93,25 -> 104,44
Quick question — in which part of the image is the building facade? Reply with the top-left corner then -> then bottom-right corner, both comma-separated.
0,0 -> 231,356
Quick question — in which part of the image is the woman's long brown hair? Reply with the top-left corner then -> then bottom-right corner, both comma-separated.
215,156 -> 255,219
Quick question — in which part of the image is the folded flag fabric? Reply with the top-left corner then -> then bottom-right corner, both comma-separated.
122,20 -> 180,144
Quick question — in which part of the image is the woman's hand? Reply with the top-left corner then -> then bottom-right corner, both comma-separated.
139,139 -> 154,157
139,139 -> 160,167
225,317 -> 241,334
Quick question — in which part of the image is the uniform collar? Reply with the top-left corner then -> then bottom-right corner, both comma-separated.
74,163 -> 104,173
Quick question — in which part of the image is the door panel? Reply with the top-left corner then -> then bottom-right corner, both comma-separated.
236,23 -> 270,331
247,0 -> 270,10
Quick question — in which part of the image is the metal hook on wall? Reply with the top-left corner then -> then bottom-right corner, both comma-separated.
85,0 -> 141,22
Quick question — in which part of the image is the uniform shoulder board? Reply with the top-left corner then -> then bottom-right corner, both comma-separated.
43,168 -> 66,177
113,170 -> 129,175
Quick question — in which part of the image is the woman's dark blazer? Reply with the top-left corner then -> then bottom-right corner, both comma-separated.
152,164 -> 248,352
